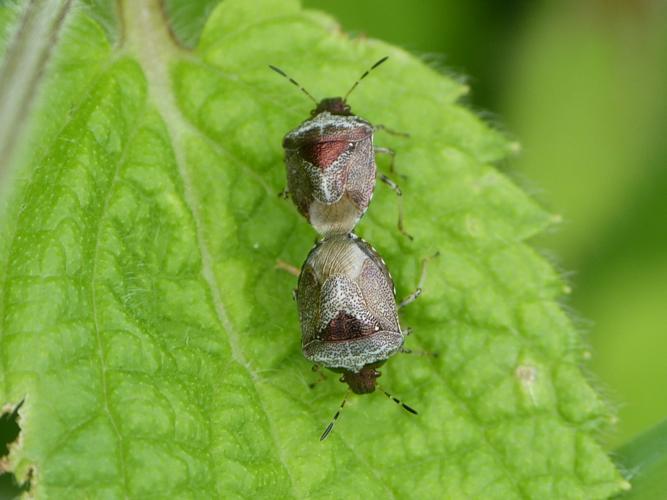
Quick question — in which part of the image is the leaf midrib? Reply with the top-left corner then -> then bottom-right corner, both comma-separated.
118,0 -> 301,495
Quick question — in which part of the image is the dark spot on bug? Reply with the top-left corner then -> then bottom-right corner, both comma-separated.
321,311 -> 378,342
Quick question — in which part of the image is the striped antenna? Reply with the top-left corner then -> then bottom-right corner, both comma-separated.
379,386 -> 418,415
343,56 -> 389,102
320,392 -> 349,441
268,65 -> 319,105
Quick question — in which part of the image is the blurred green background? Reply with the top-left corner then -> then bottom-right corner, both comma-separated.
303,0 -> 667,449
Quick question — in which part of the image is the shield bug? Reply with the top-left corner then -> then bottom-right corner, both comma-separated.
294,233 -> 434,439
269,58 -> 411,238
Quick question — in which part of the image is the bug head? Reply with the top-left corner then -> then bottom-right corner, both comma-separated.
311,97 -> 351,117
340,365 -> 381,394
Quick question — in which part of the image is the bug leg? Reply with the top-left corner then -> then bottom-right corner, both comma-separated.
278,187 -> 290,199
374,124 -> 410,138
398,251 -> 440,309
374,146 -> 400,175
308,364 -> 327,389
275,259 -> 300,277
379,174 -> 413,241
398,288 -> 421,308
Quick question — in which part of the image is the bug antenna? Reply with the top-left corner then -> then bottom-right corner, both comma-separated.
320,392 -> 349,441
343,56 -> 389,102
268,65 -> 319,105
378,386 -> 418,415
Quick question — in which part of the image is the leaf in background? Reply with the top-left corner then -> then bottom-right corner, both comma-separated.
616,419 -> 667,500
163,0 -> 222,48
0,0 -> 628,497
502,1 -> 667,448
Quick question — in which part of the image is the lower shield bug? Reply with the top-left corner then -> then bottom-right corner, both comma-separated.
269,58 -> 411,238
293,233 -> 434,439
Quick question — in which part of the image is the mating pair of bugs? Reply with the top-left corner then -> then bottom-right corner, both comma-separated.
271,57 -> 432,440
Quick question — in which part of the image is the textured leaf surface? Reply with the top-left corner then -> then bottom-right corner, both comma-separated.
0,0 -> 628,497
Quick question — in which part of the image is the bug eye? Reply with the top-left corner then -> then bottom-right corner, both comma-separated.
348,142 -> 354,148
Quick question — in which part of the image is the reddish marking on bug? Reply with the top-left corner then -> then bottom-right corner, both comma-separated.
283,126 -> 370,150
299,141 -> 350,169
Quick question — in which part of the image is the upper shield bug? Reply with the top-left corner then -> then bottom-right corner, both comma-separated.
269,58 -> 411,238
294,233 -> 434,439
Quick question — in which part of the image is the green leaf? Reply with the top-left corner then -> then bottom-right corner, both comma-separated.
615,419 -> 667,500
0,0 -> 628,497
